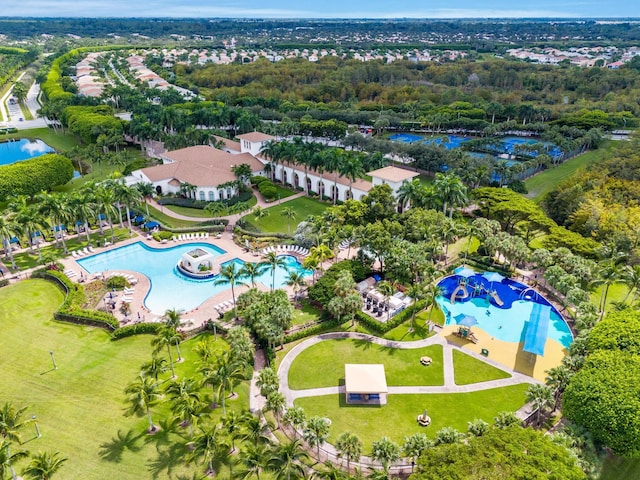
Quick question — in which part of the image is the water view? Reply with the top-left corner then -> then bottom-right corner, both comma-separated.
0,139 -> 55,166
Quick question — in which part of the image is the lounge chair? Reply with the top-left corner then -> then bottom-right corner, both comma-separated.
103,241 -> 112,247
76,250 -> 85,257
65,270 -> 77,277
82,247 -> 90,255
205,232 -> 209,239
88,246 -> 95,253
71,251 -> 78,258
122,297 -> 133,303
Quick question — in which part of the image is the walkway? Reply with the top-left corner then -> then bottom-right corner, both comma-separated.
274,331 -> 536,406
146,189 -> 307,223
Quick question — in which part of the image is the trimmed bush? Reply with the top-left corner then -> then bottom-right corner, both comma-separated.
152,231 -> 174,241
234,226 -> 292,239
0,279 -> 9,288
250,175 -> 269,187
106,275 -> 129,290
158,189 -> 253,209
284,318 -> 343,343
0,154 -> 74,200
258,183 -> 278,201
308,260 -> 370,306
112,322 -> 161,340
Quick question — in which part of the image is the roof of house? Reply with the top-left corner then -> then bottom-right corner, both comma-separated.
236,132 -> 275,143
139,145 -> 264,188
345,364 -> 388,394
368,166 -> 420,183
212,135 -> 242,152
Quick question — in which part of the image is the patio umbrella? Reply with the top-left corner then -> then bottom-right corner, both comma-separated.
145,221 -> 160,229
483,271 -> 505,290
454,266 -> 475,278
454,313 -> 478,327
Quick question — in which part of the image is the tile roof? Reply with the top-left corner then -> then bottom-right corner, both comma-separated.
368,166 -> 420,182
140,145 -> 264,188
236,132 -> 275,143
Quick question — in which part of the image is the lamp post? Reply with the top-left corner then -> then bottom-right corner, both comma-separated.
49,350 -> 57,370
32,415 -> 41,438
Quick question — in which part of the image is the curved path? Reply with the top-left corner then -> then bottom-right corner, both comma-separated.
275,331 -> 537,406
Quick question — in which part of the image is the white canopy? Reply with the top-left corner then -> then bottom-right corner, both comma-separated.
344,364 -> 388,394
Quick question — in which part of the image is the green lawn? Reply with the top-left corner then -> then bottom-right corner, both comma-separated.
146,204 -> 202,228
415,304 -> 446,328
2,127 -> 79,152
271,184 -> 297,200
0,279 -> 248,480
287,339 -> 444,389
291,300 -> 323,326
452,349 -> 511,385
383,318 -> 436,342
524,140 -> 615,201
589,282 -> 630,312
241,196 -> 330,234
165,195 -> 257,219
294,384 -> 529,449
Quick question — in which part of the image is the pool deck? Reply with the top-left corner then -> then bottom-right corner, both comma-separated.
57,229 -> 314,332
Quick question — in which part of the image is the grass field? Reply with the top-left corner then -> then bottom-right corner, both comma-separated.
146,204 -> 202,228
294,384 -> 529,449
452,349 -> 511,385
524,140 -> 615,201
241,196 -> 330,234
589,282 -> 630,313
291,300 -> 323,326
287,339 -> 444,389
2,127 -> 79,151
601,457 -> 640,480
0,279 -> 248,480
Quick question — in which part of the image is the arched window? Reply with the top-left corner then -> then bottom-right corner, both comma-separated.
219,190 -> 225,200
199,191 -> 205,201
208,191 -> 215,201
226,187 -> 232,198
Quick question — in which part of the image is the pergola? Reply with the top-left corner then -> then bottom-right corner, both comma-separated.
344,364 -> 388,405
179,248 -> 216,274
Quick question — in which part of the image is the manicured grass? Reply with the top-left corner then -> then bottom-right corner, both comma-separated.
241,196 -> 330,234
287,339 -> 444,389
524,140 -> 615,201
2,127 -> 79,151
0,279 -> 248,479
294,384 -> 529,449
165,195 -> 257,219
10,228 -> 131,271
271,184 -> 297,200
589,282 -> 630,312
601,457 -> 640,480
146,204 -> 202,228
291,300 -> 323,326
452,349 -> 511,385
415,304 -> 446,327
383,319 -> 436,341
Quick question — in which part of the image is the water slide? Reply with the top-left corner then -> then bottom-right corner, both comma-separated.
450,284 -> 469,304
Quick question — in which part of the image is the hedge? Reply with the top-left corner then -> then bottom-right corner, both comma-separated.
284,318 -> 344,343
112,322 -> 161,340
0,279 -> 9,288
158,189 -> 253,209
0,153 -> 74,200
354,300 -> 427,333
234,226 -> 293,239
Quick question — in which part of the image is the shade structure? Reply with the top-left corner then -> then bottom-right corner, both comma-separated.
145,221 -> 160,229
454,266 -> 475,278
454,313 -> 478,327
52,225 -> 66,232
133,215 -> 145,224
483,272 -> 505,284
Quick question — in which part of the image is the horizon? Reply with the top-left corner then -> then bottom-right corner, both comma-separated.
3,0 -> 640,20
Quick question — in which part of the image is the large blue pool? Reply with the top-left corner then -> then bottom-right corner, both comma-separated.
77,242 -> 311,313
435,273 -> 573,351
0,139 -> 55,166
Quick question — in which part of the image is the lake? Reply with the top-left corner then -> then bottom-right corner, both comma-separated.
0,139 -> 55,166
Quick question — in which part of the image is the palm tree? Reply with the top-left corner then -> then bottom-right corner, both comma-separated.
396,178 -> 424,212
114,181 -> 142,233
95,182 -> 119,245
207,351 -> 246,415
308,244 -> 333,273
124,374 -> 161,432
335,432 -> 362,472
526,383 -> 554,427
260,139 -> 284,182
592,261 -> 623,318
151,325 -> 182,378
370,436 -> 401,475
188,425 -> 229,476
214,262 -> 248,318
240,412 -> 274,446
237,442 -> 271,480
0,439 -> 28,480
140,356 -> 169,381
253,206 -> 270,228
403,433 -> 430,472
376,281 -> 395,322
340,152 -> 365,199
283,406 -> 306,440
262,251 -> 288,291
433,173 -> 468,218
424,284 -> 443,325
622,264 -> 640,303
405,283 -> 426,331
163,308 -> 183,330
267,438 -> 310,480
166,378 -> 206,438
280,207 -> 297,234
0,402 -> 32,442
239,262 -> 267,288
0,215 -> 19,270
285,271 -> 307,299
22,451 -> 67,480
324,148 -> 344,205
304,416 -> 330,461
545,365 -> 573,410
135,182 -> 155,218
265,392 -> 286,429
222,410 -> 243,452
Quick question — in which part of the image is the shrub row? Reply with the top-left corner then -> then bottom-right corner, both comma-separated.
283,318 -> 343,343
157,189 -> 253,209
464,255 -> 513,276
234,226 -> 292,239
112,322 -> 161,340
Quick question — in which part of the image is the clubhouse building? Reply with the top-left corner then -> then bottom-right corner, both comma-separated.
130,132 -> 419,205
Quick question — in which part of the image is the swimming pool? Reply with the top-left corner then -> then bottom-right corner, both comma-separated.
0,139 -> 54,166
77,242 -> 311,313
435,274 -> 573,350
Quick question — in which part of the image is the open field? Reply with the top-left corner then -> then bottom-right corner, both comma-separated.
241,196 -> 330,234
452,349 -> 511,385
294,384 -> 529,449
287,339 -> 444,389
0,279 -> 248,480
524,140 -> 615,201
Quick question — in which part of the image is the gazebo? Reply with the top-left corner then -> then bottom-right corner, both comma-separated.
177,248 -> 218,278
344,364 -> 388,405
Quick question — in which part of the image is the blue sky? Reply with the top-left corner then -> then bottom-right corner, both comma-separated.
3,0 -> 638,18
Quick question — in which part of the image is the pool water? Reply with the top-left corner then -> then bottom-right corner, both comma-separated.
436,275 -> 573,349
77,242 -> 311,314
0,139 -> 54,166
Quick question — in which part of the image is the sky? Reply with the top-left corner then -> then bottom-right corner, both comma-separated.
3,0 -> 639,19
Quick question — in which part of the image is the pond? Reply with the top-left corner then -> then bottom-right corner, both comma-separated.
0,139 -> 55,166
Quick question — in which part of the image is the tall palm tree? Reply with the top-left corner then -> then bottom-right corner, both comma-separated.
308,244 -> 333,273
140,356 -> 169,381
303,416 -> 330,460
208,351 -> 246,415
262,251 -> 288,291
526,383 -> 554,427
68,191 -> 95,244
237,442 -> 271,480
335,432 -> 362,472
22,451 -> 67,480
405,282 -> 426,331
188,425 -> 229,476
396,178 -> 425,212
545,365 -> 573,410
114,181 -> 142,233
622,264 -> 640,303
0,402 -> 32,442
166,378 -> 206,438
214,262 -> 248,318
424,284 -> 443,324
151,325 -> 182,378
285,271 -> 307,299
370,437 -> 401,475
280,207 -> 297,234
324,148 -> 344,204
0,215 -> 19,270
163,308 -> 183,330
124,374 -> 161,433
433,173 -> 468,218
0,439 -> 28,480
135,182 -> 155,218
260,139 -> 285,182
267,438 -> 310,480
340,152 -> 365,199
95,182 -> 119,245
253,207 -> 269,228
240,412 -> 274,447
265,392 -> 286,429
239,261 -> 267,288
592,261 -> 623,318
